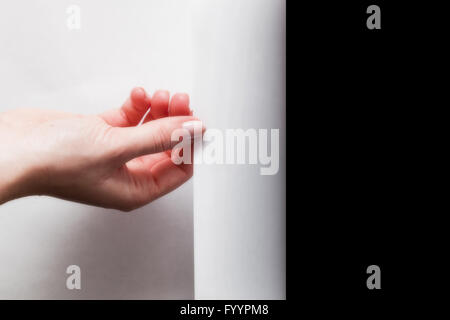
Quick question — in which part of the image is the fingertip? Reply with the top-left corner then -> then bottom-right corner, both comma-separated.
174,92 -> 189,104
169,93 -> 191,116
151,90 -> 170,119
152,89 -> 170,101
131,87 -> 147,103
154,89 -> 170,95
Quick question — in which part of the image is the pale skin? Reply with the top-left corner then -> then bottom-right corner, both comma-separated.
0,87 -> 203,211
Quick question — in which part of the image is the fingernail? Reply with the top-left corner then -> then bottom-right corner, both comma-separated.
182,120 -> 204,138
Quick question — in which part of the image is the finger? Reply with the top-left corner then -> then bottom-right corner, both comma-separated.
100,87 -> 151,127
121,87 -> 152,125
149,158 -> 193,198
169,93 -> 190,116
150,90 -> 170,119
112,116 -> 204,163
128,152 -> 170,169
124,156 -> 192,208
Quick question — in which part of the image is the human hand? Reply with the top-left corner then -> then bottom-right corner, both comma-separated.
0,88 -> 203,211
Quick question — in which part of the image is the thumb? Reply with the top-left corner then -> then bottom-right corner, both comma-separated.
112,116 -> 203,162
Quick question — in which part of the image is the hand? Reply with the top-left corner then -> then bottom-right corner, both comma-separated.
0,87 -> 203,211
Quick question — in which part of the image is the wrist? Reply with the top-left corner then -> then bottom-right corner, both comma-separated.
0,170 -> 25,204
0,159 -> 45,204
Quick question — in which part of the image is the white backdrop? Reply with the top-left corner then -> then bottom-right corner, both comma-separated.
0,0 -> 285,300
191,0 -> 286,299
0,0 -> 194,299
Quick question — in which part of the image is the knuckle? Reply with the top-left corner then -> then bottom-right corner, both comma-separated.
118,205 -> 134,213
115,189 -> 149,212
115,199 -> 138,212
117,200 -> 145,213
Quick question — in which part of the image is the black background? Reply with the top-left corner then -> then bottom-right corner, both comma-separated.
295,0 -> 446,316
